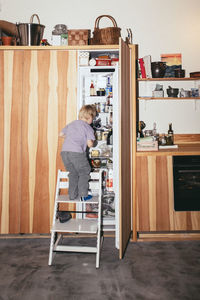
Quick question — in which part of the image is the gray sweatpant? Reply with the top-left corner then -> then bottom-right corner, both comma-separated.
61,151 -> 91,199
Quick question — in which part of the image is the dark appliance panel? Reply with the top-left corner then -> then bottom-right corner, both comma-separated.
173,155 -> 200,211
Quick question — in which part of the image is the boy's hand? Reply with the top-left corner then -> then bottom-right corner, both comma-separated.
87,140 -> 94,148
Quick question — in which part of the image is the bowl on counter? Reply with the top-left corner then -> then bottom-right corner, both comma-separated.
166,88 -> 179,97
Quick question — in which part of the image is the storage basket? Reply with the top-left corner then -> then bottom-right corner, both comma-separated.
68,29 -> 90,45
90,15 -> 121,45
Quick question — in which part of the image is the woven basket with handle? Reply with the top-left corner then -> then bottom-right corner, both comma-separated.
91,15 -> 121,45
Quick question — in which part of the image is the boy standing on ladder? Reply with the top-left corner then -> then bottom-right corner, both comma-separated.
60,105 -> 96,200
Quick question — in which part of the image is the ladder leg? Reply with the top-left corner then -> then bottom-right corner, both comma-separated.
96,228 -> 101,268
48,232 -> 56,265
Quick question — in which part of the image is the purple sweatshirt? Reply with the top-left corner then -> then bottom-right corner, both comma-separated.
61,120 -> 95,153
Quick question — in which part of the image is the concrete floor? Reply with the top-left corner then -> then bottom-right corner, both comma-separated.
0,237 -> 200,300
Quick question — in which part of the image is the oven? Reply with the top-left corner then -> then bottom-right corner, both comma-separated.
173,155 -> 200,211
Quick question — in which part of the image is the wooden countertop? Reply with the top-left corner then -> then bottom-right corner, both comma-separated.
136,143 -> 200,156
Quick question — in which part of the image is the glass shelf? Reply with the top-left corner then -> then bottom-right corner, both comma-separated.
137,77 -> 200,81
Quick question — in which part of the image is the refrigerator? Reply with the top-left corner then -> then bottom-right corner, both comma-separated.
77,50 -> 120,248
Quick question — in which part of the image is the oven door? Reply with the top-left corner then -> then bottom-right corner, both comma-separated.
173,160 -> 200,211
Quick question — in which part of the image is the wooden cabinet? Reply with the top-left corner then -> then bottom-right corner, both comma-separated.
132,73 -> 200,240
136,151 -> 200,234
0,42 -> 136,259
0,48 -> 77,234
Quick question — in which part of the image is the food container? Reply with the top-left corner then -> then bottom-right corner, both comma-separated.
79,52 -> 89,66
174,69 -> 185,78
111,58 -> 119,65
190,72 -> 200,78
91,150 -> 100,157
91,159 -> 101,168
96,59 -> 111,66
97,89 -> 106,96
96,130 -> 102,141
152,90 -> 164,98
68,29 -> 90,45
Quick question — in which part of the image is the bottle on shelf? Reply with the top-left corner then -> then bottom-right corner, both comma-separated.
167,123 -> 174,145
105,76 -> 112,97
106,166 -> 113,192
90,80 -> 95,96
152,122 -> 157,136
107,128 -> 113,145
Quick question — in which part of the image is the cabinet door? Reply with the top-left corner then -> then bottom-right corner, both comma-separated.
119,39 -> 132,258
0,49 -> 77,234
136,155 -> 175,231
0,50 -> 23,233
21,50 -> 77,233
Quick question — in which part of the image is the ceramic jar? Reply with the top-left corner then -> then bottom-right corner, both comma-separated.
151,61 -> 166,78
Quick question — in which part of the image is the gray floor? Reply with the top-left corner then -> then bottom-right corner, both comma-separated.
0,237 -> 200,300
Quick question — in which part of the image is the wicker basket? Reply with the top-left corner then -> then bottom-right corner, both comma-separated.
68,29 -> 90,45
90,15 -> 121,45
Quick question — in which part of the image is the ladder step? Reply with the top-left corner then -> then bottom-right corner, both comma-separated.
51,219 -> 98,233
56,195 -> 99,204
54,245 -> 97,253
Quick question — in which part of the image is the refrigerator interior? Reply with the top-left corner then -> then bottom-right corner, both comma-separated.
77,50 -> 120,248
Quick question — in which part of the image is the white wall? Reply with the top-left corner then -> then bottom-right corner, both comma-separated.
1,0 -> 200,133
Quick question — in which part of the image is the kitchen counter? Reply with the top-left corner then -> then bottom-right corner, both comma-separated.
136,143 -> 200,156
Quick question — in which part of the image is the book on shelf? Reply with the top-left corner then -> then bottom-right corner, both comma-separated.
143,55 -> 152,78
137,137 -> 158,151
138,58 -> 146,78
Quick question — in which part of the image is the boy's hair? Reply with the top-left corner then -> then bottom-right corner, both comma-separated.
78,105 -> 96,120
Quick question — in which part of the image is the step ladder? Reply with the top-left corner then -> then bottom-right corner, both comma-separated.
48,169 -> 103,268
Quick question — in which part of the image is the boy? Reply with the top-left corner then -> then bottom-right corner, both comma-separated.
60,105 -> 96,200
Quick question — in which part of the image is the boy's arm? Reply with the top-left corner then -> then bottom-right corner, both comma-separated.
87,139 -> 94,148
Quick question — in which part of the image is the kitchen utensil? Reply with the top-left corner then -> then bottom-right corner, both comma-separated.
151,61 -> 166,78
167,86 -> 179,97
17,14 -> 45,46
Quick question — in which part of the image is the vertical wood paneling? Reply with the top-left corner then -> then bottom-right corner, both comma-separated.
1,51 -> 14,233
56,51 -> 77,214
66,51 -> 77,125
0,49 -> 77,233
136,156 -> 150,231
21,50 -> 38,233
48,51 -> 59,224
9,51 -> 23,233
148,156 -> 156,231
167,156 -> 175,230
156,156 -> 170,230
191,212 -> 200,230
32,51 -> 50,233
